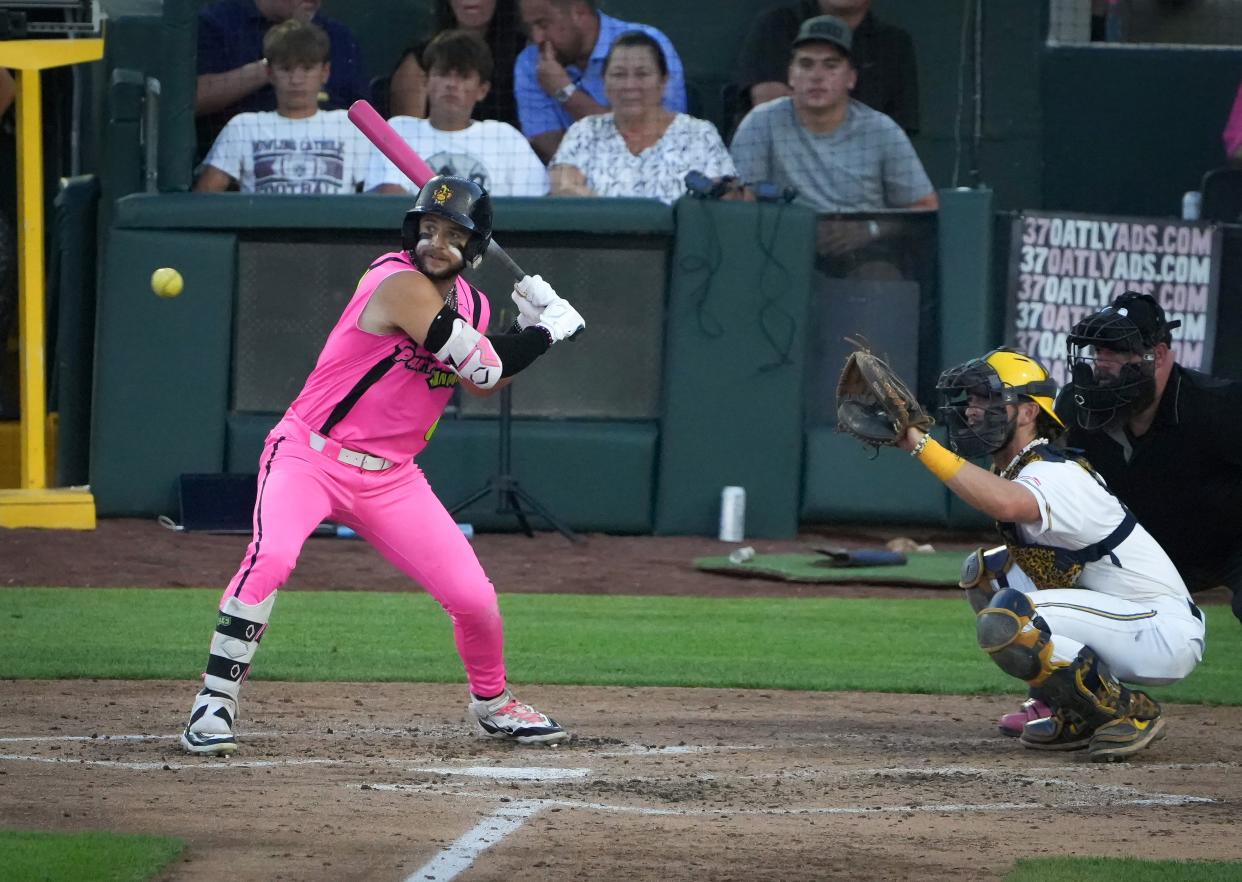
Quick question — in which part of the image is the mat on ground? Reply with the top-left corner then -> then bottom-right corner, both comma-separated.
693,549 -> 964,585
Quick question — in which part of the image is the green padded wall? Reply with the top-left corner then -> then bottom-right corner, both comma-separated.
937,187 -> 998,530
655,198 -> 816,539
159,0 -> 199,193
1042,46 -> 1242,218
52,176 -> 101,488
801,427 -> 949,524
226,415 -> 658,533
91,230 -> 236,515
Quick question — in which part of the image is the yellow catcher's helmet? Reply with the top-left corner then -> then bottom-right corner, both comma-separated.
935,347 -> 1065,457
982,348 -> 1065,428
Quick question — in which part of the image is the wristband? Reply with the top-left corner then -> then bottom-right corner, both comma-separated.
915,436 -> 965,483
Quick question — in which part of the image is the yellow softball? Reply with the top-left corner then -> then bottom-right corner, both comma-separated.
151,267 -> 184,298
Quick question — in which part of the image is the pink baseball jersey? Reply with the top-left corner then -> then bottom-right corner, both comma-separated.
287,251 -> 492,462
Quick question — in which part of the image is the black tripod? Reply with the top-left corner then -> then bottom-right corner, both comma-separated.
448,377 -> 580,543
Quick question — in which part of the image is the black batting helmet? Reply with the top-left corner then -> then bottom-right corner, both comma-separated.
402,175 -> 494,268
1065,291 -> 1180,430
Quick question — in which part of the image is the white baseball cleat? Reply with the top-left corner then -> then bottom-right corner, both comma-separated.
180,687 -> 239,756
469,690 -> 569,745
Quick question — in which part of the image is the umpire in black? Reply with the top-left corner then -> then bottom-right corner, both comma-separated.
1057,290 -> 1242,626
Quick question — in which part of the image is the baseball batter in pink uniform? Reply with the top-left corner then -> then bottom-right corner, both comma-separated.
180,174 -> 584,755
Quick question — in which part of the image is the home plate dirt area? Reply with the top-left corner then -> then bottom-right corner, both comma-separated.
3,680 -> 1242,882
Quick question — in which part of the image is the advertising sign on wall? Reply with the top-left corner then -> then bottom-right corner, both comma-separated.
1007,211 -> 1221,382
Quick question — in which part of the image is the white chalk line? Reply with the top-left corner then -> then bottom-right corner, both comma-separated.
353,785 -> 1214,817
0,754 -> 340,771
402,800 -> 544,882
412,766 -> 590,781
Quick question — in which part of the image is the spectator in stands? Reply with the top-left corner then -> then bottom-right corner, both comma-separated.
732,0 -> 918,137
515,0 -> 687,163
1223,78 -> 1242,161
548,32 -> 734,204
195,21 -> 372,194
196,0 -> 368,154
730,16 -> 935,276
366,31 -> 547,197
731,16 -> 935,214
387,0 -> 525,126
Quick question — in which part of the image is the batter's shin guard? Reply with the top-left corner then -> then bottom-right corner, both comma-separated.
975,588 -> 1057,683
181,592 -> 277,755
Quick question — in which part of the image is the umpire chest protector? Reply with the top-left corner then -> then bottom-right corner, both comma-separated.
996,444 -> 1137,589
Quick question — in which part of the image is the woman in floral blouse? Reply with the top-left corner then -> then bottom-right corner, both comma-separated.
549,31 -> 737,205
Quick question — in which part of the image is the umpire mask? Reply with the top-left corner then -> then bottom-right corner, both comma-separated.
1066,292 -> 1178,432
936,349 -> 1061,459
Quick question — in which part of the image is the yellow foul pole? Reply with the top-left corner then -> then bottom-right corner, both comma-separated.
0,39 -> 103,528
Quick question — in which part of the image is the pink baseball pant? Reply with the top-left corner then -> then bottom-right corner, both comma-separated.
221,414 -> 507,697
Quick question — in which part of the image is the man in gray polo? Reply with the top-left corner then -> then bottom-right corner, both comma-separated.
729,14 -> 937,215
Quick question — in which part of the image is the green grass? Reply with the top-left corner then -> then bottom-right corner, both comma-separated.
0,831 -> 182,882
1006,857 -> 1242,882
1,587 -> 1239,704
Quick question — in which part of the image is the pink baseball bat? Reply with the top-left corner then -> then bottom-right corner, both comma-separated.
348,99 -> 526,281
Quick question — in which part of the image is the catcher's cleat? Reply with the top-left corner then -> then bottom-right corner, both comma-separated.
470,690 -> 569,745
180,687 -> 238,756
1087,714 -> 1167,762
1019,711 -> 1095,751
998,697 -> 1053,738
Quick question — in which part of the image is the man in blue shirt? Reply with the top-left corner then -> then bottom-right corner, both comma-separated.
515,0 -> 686,163
196,0 -> 369,155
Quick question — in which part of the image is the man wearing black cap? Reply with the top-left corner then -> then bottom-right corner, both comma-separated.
729,14 -> 936,216
1058,290 -> 1242,627
731,0 -> 918,137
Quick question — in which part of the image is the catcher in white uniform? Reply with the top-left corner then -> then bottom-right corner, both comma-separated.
875,347 -> 1205,760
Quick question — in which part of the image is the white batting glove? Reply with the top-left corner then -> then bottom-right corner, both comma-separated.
510,289 -> 544,329
513,274 -> 558,309
536,297 -> 585,343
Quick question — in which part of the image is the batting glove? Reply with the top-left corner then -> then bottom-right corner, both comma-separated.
514,274 -> 558,308
536,297 -> 585,343
510,289 -> 544,329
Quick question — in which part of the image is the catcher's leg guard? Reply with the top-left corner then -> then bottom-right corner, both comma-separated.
181,592 -> 277,756
960,546 -> 1011,613
1020,647 -> 1138,753
975,588 -> 1057,683
1088,688 -> 1166,762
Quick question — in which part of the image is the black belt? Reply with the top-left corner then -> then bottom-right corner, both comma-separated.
1189,599 -> 1203,622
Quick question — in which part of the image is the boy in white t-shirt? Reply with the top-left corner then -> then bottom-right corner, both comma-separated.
196,19 -> 371,194
366,30 -> 547,198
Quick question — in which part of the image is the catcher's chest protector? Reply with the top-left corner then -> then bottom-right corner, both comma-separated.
995,445 -> 1137,590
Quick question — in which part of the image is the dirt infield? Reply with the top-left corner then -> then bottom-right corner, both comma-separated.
3,681 -> 1242,882
2,520 -> 1241,881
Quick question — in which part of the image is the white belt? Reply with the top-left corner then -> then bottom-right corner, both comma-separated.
308,432 -> 395,471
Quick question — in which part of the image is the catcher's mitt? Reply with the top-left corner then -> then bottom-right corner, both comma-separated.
836,345 -> 934,446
